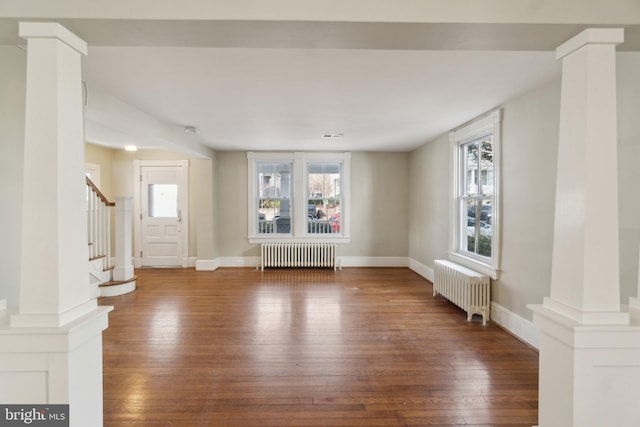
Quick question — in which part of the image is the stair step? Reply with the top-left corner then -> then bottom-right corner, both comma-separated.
100,276 -> 137,287
99,276 -> 137,297
89,255 -> 106,262
103,265 -> 115,272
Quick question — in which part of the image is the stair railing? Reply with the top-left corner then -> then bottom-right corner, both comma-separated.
86,176 -> 115,271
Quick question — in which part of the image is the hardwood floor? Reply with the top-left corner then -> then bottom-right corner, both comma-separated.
100,267 -> 538,426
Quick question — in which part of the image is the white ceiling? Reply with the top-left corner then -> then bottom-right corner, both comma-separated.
4,17 -> 638,152
83,47 -> 560,152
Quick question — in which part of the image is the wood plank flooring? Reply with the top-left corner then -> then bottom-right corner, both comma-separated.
100,267 -> 538,426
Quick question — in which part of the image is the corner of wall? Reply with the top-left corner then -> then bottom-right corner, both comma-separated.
408,258 -> 434,282
195,259 -> 220,271
408,258 -> 539,349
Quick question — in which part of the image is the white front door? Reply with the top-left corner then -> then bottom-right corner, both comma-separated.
140,165 -> 187,266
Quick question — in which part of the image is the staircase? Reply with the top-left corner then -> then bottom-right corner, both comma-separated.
86,177 -> 136,297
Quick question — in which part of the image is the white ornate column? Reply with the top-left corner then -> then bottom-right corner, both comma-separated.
0,22 -> 112,427
529,28 -> 640,427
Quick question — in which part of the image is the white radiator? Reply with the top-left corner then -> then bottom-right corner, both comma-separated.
260,242 -> 339,270
434,259 -> 491,325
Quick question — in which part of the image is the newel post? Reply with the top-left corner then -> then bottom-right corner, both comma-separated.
113,197 -> 134,281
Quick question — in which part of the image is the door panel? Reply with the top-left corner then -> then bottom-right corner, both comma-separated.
141,166 -> 184,266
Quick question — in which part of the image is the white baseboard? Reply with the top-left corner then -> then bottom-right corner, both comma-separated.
338,257 -> 409,267
217,257 -> 261,268
408,258 -> 538,349
408,258 -> 434,282
132,256 -> 196,268
195,259 -> 220,271
491,302 -> 539,349
207,256 -> 409,269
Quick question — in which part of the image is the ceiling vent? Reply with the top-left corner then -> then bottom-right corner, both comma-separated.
322,133 -> 343,139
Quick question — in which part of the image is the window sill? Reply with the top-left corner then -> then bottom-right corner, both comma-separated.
448,251 -> 500,280
249,236 -> 351,244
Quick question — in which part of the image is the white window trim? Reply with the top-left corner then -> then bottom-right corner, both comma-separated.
448,109 -> 501,279
248,152 -> 351,244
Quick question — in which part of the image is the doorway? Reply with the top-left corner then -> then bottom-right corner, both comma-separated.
134,160 -> 189,267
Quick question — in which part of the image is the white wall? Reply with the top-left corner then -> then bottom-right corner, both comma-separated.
409,133 -> 449,266
86,145 -> 217,260
497,78 -> 561,319
216,152 -> 252,257
215,151 -> 410,259
0,46 -> 26,307
408,52 -> 640,322
192,156 -> 217,260
618,52 -> 640,302
348,152 -> 409,257
409,76 -> 562,322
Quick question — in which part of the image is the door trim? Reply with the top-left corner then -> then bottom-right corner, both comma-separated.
133,160 -> 189,268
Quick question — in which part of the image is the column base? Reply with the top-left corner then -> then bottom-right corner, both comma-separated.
529,304 -> 640,427
542,297 -> 629,325
10,298 -> 98,328
0,306 -> 112,427
0,307 -> 113,427
629,297 -> 640,325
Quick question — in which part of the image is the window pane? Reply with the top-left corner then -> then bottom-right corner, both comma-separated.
257,162 -> 292,234
148,184 -> 178,218
463,135 -> 494,197
258,162 -> 291,198
479,136 -> 494,196
308,163 -> 341,234
463,199 -> 492,257
463,142 -> 479,196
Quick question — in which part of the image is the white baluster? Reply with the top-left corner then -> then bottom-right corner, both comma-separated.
106,201 -> 111,270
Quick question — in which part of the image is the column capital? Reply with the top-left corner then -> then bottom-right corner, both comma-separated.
556,28 -> 624,60
19,22 -> 87,55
